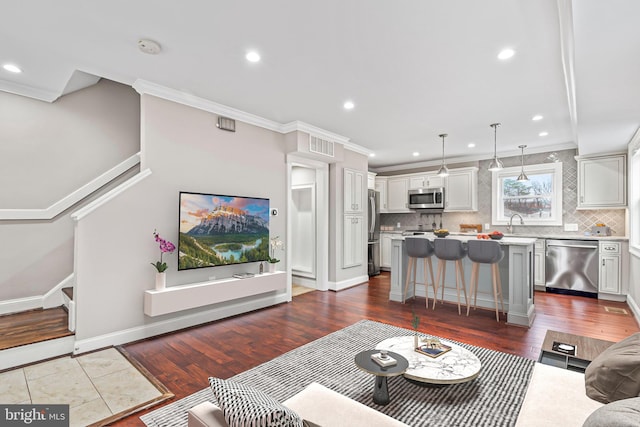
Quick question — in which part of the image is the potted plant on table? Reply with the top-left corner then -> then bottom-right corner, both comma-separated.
151,230 -> 176,290
267,235 -> 284,273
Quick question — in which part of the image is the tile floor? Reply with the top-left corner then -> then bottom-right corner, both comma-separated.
0,347 -> 163,426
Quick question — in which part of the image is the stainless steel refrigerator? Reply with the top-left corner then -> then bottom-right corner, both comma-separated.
367,189 -> 381,276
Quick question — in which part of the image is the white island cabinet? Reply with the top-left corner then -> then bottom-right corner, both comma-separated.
390,235 -> 536,328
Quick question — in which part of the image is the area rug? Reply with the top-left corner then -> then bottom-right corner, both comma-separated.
141,319 -> 535,427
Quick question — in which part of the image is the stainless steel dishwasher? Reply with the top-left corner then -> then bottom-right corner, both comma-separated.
545,239 -> 599,297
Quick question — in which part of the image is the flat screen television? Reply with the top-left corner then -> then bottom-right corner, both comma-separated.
178,191 -> 270,270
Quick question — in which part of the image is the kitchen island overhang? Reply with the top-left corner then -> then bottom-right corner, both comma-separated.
390,234 -> 537,327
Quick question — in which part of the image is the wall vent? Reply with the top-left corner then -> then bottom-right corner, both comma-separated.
309,135 -> 335,157
217,116 -> 236,132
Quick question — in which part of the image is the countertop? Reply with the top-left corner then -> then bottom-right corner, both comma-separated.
381,230 -> 628,242
390,232 -> 537,246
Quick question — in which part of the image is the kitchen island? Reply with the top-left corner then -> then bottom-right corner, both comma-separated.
390,234 -> 537,327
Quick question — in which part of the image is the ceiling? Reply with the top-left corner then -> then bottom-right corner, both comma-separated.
2,1 -> 639,170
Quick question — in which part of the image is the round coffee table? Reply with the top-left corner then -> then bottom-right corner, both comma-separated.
354,350 -> 409,405
376,336 -> 481,385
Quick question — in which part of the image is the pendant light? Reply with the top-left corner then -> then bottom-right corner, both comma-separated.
488,123 -> 504,171
437,133 -> 449,177
517,144 -> 529,181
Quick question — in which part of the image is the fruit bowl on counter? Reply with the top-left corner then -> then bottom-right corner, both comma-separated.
477,231 -> 504,240
434,229 -> 450,238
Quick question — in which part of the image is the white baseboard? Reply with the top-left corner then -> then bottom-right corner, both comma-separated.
0,336 -> 75,371
73,292 -> 289,355
292,276 -> 317,288
627,294 -> 640,325
0,296 -> 42,316
328,275 -> 368,291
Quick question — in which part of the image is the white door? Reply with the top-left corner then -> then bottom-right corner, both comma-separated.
292,185 -> 316,278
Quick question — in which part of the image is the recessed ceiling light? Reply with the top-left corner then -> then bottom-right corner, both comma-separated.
539,131 -> 549,137
532,115 -> 543,121
412,152 -> 419,157
343,101 -> 355,110
3,63 -> 22,73
468,143 -> 476,148
497,48 -> 515,60
369,153 -> 376,158
246,51 -> 261,63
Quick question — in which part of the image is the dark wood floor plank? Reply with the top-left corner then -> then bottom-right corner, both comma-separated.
0,307 -> 72,351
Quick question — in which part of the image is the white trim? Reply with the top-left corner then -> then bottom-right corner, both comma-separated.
492,162 -> 563,226
627,293 -> 640,327
0,153 -> 140,220
132,80 -> 370,155
292,276 -> 318,289
0,336 -> 75,371
73,292 -> 288,354
327,275 -> 368,291
71,168 -> 152,221
556,0 -> 579,146
0,78 -> 60,102
42,274 -> 74,309
372,142 -> 577,173
0,296 -> 41,316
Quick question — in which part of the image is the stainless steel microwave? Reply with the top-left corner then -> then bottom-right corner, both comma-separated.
408,187 -> 445,210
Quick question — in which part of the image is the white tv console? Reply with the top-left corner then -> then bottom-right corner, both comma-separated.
143,271 -> 286,316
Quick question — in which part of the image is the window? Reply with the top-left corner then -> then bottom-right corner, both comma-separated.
492,162 -> 563,226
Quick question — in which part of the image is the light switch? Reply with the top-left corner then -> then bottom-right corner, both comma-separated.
485,223 -> 490,231
564,223 -> 579,232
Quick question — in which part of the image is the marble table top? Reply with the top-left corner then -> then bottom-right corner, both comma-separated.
376,335 -> 482,384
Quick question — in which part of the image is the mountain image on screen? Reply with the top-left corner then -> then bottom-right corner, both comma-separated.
178,193 -> 270,270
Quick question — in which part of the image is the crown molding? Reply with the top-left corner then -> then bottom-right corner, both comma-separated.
0,79 -> 59,102
280,120 -> 350,144
557,0 -> 579,146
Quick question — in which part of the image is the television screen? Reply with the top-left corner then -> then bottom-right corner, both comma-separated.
178,192 -> 270,270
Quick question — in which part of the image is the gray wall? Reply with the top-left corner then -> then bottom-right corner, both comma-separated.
74,94 -> 289,344
0,80 -> 140,300
380,149 -> 627,236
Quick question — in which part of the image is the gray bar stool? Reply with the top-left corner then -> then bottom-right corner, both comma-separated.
403,237 -> 436,307
433,238 -> 468,314
466,239 -> 505,322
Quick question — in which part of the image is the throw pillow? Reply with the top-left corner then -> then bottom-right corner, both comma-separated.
585,333 -> 640,404
583,397 -> 640,427
209,377 -> 304,427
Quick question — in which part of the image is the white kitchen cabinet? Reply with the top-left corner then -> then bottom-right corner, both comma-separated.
367,172 -> 376,190
380,232 -> 394,269
409,174 -> 443,189
599,241 -> 621,294
375,177 -> 388,212
444,167 -> 478,211
577,154 -> 626,209
343,214 -> 364,268
344,168 -> 365,213
533,239 -> 546,290
387,177 -> 410,212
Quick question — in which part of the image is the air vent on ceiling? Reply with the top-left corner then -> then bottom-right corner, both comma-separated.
309,135 -> 335,157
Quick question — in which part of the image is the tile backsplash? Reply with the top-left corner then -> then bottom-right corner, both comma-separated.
380,149 -> 626,236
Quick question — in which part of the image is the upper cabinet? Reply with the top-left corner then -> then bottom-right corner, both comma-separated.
577,154 -> 627,209
344,168 -> 365,213
375,177 -> 388,212
444,167 -> 478,211
408,174 -> 444,189
367,172 -> 376,190
387,177 -> 410,212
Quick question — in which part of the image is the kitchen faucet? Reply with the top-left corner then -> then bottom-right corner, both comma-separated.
507,213 -> 524,234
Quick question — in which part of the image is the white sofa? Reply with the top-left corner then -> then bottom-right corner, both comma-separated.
188,382 -> 409,427
189,363 -> 602,427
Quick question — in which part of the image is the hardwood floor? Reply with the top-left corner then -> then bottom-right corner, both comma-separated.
112,272 -> 639,426
0,307 -> 71,351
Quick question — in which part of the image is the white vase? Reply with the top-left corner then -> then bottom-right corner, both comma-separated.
267,262 -> 277,273
155,272 -> 166,291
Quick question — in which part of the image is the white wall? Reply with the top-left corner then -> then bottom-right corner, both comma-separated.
0,80 -> 140,300
73,94 -> 288,346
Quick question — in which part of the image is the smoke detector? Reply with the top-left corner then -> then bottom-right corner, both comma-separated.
138,39 -> 161,55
